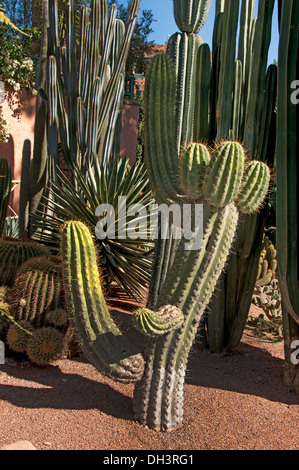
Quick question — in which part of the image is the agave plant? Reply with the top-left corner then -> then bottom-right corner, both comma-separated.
32,156 -> 154,297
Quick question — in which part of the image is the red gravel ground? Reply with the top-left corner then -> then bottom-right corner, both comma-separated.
0,299 -> 298,451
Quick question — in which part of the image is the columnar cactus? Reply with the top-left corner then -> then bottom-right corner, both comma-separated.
61,53 -> 271,431
47,0 -> 141,178
276,0 -> 299,392
152,0 -> 277,354
61,220 -> 145,383
147,0 -> 213,307
256,236 -> 277,287
0,158 -> 12,237
132,54 -> 271,431
173,0 -> 212,34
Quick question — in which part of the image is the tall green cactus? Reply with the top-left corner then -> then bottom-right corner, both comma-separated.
9,256 -> 64,327
147,0 -> 212,308
150,0 -> 277,354
132,54 -> 270,430
276,0 -> 299,392
61,53 -> 271,431
0,158 -> 12,237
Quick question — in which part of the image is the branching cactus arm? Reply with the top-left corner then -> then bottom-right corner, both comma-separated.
133,54 -> 271,431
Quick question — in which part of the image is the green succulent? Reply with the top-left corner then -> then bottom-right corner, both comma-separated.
33,157 -> 154,297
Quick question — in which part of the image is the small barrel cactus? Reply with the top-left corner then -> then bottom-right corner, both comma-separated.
26,326 -> 65,366
46,309 -> 68,327
6,320 -> 33,353
9,256 -> 64,327
0,238 -> 50,286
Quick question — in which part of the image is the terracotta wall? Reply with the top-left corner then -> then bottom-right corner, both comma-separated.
0,88 -> 140,215
120,99 -> 140,166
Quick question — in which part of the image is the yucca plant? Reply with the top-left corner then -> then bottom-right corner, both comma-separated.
32,156 -> 154,297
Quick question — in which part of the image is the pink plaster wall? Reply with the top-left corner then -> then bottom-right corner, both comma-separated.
0,86 -> 36,216
0,89 -> 140,215
120,99 -> 140,166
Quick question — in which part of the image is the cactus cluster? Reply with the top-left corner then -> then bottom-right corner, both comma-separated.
0,243 -> 69,366
60,55 -> 271,432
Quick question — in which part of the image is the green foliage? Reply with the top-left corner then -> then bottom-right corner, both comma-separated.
0,3 -> 29,34
33,157 -> 154,297
0,25 -> 38,93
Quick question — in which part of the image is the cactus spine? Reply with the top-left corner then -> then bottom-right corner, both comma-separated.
26,327 -> 65,366
0,158 -> 12,237
276,0 -> 299,392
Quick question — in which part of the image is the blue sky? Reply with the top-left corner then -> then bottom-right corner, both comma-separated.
139,0 -> 279,64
